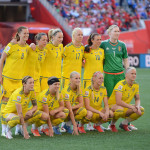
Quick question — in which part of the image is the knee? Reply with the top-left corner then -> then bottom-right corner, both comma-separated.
41,112 -> 49,120
109,110 -> 114,118
59,112 -> 66,119
86,111 -> 93,119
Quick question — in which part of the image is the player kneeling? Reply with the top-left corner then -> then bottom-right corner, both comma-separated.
61,71 -> 92,135
108,67 -> 144,132
32,77 -> 69,135
2,76 -> 50,139
80,72 -> 113,132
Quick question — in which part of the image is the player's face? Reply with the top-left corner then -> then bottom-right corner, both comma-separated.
92,35 -> 101,47
71,74 -> 80,86
24,78 -> 34,91
110,27 -> 120,40
127,69 -> 136,81
53,32 -> 63,45
74,30 -> 83,43
38,35 -> 48,49
95,74 -> 104,86
51,82 -> 60,92
19,29 -> 29,42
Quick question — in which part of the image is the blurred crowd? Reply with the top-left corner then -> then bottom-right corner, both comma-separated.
47,0 -> 150,34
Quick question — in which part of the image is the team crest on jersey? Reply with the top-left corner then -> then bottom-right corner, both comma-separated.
106,47 -> 109,50
118,46 -> 122,51
5,46 -> 10,52
118,85 -> 123,90
85,91 -> 89,96
42,97 -> 47,102
65,94 -> 69,99
81,49 -> 83,52
17,96 -> 21,102
99,51 -> 102,55
100,92 -> 103,96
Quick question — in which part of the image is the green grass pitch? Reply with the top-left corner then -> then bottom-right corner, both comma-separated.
0,68 -> 150,150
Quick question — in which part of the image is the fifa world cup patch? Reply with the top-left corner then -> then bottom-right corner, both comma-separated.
42,97 -> 47,102
17,96 -> 21,102
65,94 -> 69,99
118,85 -> 123,90
85,91 -> 89,96
5,46 -> 10,52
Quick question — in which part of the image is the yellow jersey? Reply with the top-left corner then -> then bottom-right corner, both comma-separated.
24,47 -> 47,80
3,43 -> 29,80
83,48 -> 104,80
83,85 -> 107,110
37,88 -> 62,111
62,42 -> 84,78
41,43 -> 63,79
62,84 -> 82,106
108,79 -> 139,105
2,87 -> 36,115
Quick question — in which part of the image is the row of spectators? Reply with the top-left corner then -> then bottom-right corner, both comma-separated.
47,0 -> 150,34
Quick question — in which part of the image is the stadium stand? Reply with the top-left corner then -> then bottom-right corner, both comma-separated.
47,0 -> 150,34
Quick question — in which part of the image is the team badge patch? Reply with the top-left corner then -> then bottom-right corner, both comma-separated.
132,87 -> 135,92
100,92 -> 103,96
85,91 -> 89,96
17,96 -> 21,102
65,94 -> 69,99
118,46 -> 122,51
5,46 -> 10,52
42,97 -> 47,102
118,85 -> 123,90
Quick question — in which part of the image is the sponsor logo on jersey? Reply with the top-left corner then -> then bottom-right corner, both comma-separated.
106,47 -> 109,50
112,48 -> 116,50
76,50 -> 80,52
85,91 -> 89,96
72,50 -> 75,52
118,85 -> 123,90
17,96 -> 21,102
118,46 -> 122,51
5,46 -> 10,52
42,97 -> 47,102
65,94 -> 69,99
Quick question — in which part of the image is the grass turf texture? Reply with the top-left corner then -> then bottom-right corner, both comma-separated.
0,68 -> 150,150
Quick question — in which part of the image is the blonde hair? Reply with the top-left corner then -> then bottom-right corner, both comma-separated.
126,67 -> 136,74
107,25 -> 119,35
48,28 -> 62,42
70,71 -> 80,95
48,76 -> 60,100
91,71 -> 103,100
72,28 -> 82,43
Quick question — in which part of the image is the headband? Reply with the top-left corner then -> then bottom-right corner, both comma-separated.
48,78 -> 60,85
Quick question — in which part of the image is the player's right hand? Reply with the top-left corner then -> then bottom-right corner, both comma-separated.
49,128 -> 54,137
24,131 -> 30,139
72,125 -> 79,135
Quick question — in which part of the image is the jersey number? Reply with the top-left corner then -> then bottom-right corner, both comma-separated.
95,55 -> 100,60
21,53 -> 24,59
76,53 -> 80,60
94,97 -> 99,103
38,54 -> 42,61
56,52 -> 58,58
113,51 -> 115,57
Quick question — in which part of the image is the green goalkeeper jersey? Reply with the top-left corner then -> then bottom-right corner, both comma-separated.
100,39 -> 128,73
